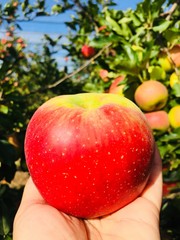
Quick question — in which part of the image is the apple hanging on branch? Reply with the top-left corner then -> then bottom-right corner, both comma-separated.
81,44 -> 95,58
25,93 -> 155,218
144,110 -> 169,131
134,80 -> 168,112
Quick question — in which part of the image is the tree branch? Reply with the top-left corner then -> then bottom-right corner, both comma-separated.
160,1 -> 180,20
47,42 -> 112,89
73,0 -> 99,30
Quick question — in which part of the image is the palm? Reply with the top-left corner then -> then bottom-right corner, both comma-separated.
14,147 -> 162,240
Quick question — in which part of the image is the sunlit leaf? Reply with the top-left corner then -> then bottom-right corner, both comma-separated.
153,20 -> 172,33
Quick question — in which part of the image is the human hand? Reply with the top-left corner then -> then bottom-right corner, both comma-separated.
13,146 -> 162,240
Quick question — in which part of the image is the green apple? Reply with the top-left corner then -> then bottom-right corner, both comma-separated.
169,72 -> 180,88
134,80 -> 168,112
158,52 -> 173,72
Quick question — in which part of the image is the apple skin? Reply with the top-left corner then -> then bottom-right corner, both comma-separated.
168,105 -> 180,128
158,53 -> 173,72
134,80 -> 168,112
109,76 -> 125,96
99,69 -> 109,82
25,93 -> 154,219
81,45 -> 95,58
144,111 -> 169,131
169,44 -> 180,68
169,72 -> 180,88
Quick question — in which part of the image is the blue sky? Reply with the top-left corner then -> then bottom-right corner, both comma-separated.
0,0 -> 141,68
14,0 -> 141,37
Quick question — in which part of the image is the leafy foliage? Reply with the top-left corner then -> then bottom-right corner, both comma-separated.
0,0 -> 180,239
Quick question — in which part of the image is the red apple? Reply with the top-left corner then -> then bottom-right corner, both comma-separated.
169,44 -> 180,68
16,37 -> 24,44
109,76 -> 125,96
81,45 -> 95,58
144,110 -> 169,131
5,31 -> 13,37
1,38 -> 7,45
134,80 -> 168,112
99,69 -> 109,82
25,93 -> 154,218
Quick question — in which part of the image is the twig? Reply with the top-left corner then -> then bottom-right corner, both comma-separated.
47,42 -> 112,89
160,1 -> 179,20
74,0 -> 99,30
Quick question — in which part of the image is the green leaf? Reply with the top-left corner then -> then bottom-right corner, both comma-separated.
90,35 -> 119,48
51,5 -> 63,14
21,0 -> 29,12
4,234 -> 12,240
118,17 -> 131,24
163,28 -> 180,45
148,66 -> 166,80
129,11 -> 142,27
0,200 -> 10,236
153,20 -> 172,33
0,140 -> 18,165
122,45 -> 138,64
172,83 -> 180,97
170,159 -> 180,170
105,15 -> 122,35
0,105 -> 8,114
160,132 -> 180,142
